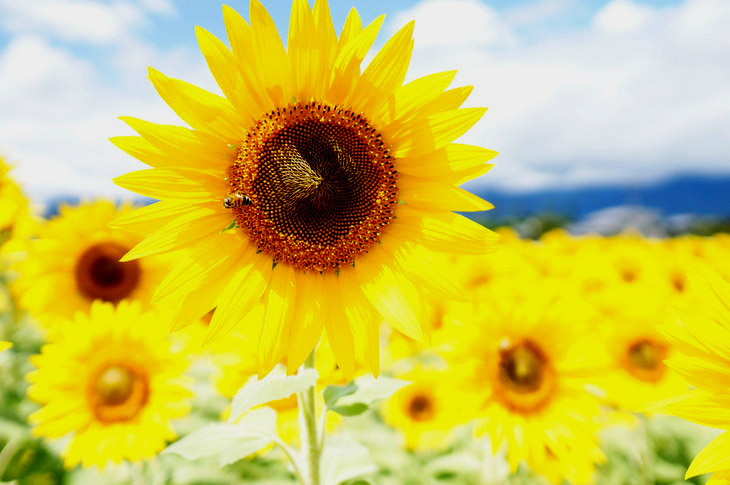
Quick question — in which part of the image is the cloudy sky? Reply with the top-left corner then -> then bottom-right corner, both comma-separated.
0,0 -> 728,201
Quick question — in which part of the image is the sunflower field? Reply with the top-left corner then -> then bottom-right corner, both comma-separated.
2,1 -> 730,484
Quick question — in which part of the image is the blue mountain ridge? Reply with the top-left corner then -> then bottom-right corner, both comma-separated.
470,173 -> 730,220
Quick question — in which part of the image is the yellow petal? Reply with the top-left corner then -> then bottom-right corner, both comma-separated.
393,108 -> 488,158
665,391 -> 730,428
322,273 -> 356,377
121,208 -> 231,261
119,117 -> 233,171
108,200 -> 191,232
249,0 -> 289,106
398,174 -> 494,212
206,249 -> 271,344
154,231 -> 243,303
286,271 -> 326,374
338,8 -> 362,48
196,26 -> 258,123
148,67 -> 245,142
258,264 -> 297,376
329,15 -> 384,105
379,70 -> 456,127
113,168 -> 223,203
354,251 -> 425,341
339,277 -> 380,376
350,21 -> 414,114
389,206 -> 499,255
687,431 -> 730,478
397,143 -> 497,182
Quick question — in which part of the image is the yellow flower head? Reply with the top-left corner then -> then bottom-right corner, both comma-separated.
27,301 -> 192,468
657,268 -> 730,482
0,341 -> 10,352
598,301 -> 688,413
14,200 -> 171,326
445,289 -> 605,484
111,0 -> 497,376
382,365 -> 464,450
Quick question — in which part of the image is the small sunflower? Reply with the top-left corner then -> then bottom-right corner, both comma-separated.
0,341 -> 10,352
598,302 -> 688,413
111,0 -> 497,376
27,300 -> 192,468
445,289 -> 605,484
655,269 -> 730,483
14,200 -> 171,325
382,365 -> 463,450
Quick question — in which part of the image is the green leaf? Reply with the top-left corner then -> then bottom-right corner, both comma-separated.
321,435 -> 375,484
228,367 -> 318,423
336,376 -> 410,408
328,402 -> 369,417
323,382 -> 359,407
164,407 -> 277,466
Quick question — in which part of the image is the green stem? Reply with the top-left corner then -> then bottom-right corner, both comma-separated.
273,438 -> 305,484
300,351 -> 320,485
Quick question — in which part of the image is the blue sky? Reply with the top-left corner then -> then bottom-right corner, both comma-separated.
0,0 -> 727,201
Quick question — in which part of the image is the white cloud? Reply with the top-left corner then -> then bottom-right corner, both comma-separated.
393,0 -> 730,191
0,0 -> 148,45
391,0 -> 514,48
593,0 -> 653,33
0,31 -> 211,201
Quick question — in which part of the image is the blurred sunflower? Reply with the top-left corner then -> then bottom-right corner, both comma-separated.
598,302 -> 688,413
655,269 -> 730,483
445,290 -> 606,484
111,0 -> 497,376
0,156 -> 29,241
14,200 -> 171,325
27,300 -> 192,468
382,365 -> 463,450
0,341 -> 10,351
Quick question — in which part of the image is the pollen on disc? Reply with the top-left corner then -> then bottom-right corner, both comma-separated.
227,101 -> 399,272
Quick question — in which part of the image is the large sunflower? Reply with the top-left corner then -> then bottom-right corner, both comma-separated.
14,200 -> 171,325
111,0 -> 497,376
655,269 -> 730,484
27,300 -> 192,468
444,289 -> 605,484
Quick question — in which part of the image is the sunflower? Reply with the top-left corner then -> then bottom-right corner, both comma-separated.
597,298 -> 689,413
382,365 -> 464,450
444,289 -> 605,484
111,0 -> 497,376
654,269 -> 730,483
0,155 -> 29,241
27,300 -> 192,468
14,200 -> 171,325
0,341 -> 10,352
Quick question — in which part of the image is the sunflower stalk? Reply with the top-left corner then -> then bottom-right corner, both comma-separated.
299,350 -> 321,485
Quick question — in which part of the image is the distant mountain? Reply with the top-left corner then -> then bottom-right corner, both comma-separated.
473,173 -> 730,220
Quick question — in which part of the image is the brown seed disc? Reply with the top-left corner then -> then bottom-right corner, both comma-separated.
87,363 -> 150,424
227,101 -> 398,272
75,242 -> 140,302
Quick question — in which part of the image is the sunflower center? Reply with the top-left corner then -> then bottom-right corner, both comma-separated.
407,393 -> 436,422
75,242 -> 140,302
625,339 -> 668,382
88,364 -> 149,423
497,341 -> 555,412
227,101 -> 398,272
